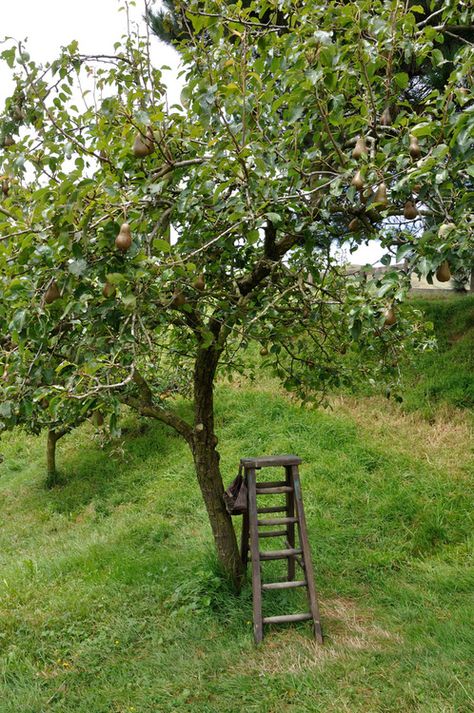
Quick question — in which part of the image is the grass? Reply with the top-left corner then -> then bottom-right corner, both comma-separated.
403,294 -> 474,414
0,376 -> 473,712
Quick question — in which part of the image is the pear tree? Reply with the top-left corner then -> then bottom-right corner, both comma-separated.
0,0 -> 472,585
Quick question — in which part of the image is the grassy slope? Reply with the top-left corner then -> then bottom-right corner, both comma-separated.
403,294 -> 474,414
0,382 -> 473,712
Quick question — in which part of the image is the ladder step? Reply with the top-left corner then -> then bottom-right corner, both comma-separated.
263,613 -> 312,624
258,529 -> 288,538
257,506 -> 287,514
259,548 -> 302,560
262,580 -> 307,591
255,480 -> 287,489
258,517 -> 298,526
256,486 -> 293,495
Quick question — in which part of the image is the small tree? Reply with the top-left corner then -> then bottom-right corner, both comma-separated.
1,1 -> 472,585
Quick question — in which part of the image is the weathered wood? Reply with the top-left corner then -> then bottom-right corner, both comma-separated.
263,613 -> 312,624
291,464 -> 323,644
257,506 -> 287,514
255,485 -> 293,494
247,467 -> 263,644
240,508 -> 249,572
255,480 -> 287,489
262,580 -> 307,591
259,548 -> 302,560
257,529 -> 288,538
257,517 -> 298,526
241,455 -> 302,468
285,465 -> 296,582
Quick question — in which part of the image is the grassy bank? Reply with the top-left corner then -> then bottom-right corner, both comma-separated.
0,383 -> 473,712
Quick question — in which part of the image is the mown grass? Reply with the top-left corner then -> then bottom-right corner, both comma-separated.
404,294 -> 474,414
0,377 -> 473,712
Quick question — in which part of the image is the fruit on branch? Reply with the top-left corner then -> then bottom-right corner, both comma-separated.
193,274 -> 205,291
351,169 -> 364,190
12,105 -> 25,122
380,107 -> 392,126
2,135 -> 15,147
352,136 -> 368,159
44,280 -> 61,304
412,183 -> 422,194
260,346 -> 269,356
436,261 -> 451,282
374,182 -> 388,207
409,135 -> 421,159
1,179 -> 9,196
132,126 -> 154,157
438,222 -> 456,238
171,290 -> 186,307
102,281 -> 116,298
115,223 -> 132,252
348,217 -> 361,232
383,306 -> 397,326
403,200 -> 418,220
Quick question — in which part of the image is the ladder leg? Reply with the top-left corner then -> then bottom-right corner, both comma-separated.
291,465 -> 323,644
247,467 -> 263,644
285,465 -> 296,581
240,508 -> 250,573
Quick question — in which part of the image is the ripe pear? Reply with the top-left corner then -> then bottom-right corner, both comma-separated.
380,107 -> 392,126
409,135 -> 421,159
383,306 -> 397,327
132,126 -> 154,158
44,280 -> 61,304
436,261 -> 451,282
403,200 -> 418,220
1,179 -> 9,196
115,223 -> 132,252
351,169 -> 365,190
193,274 -> 205,291
102,281 -> 116,298
260,346 -> 269,356
374,182 -> 388,206
352,136 -> 368,160
348,218 -> 361,232
3,135 -> 15,147
171,290 -> 186,307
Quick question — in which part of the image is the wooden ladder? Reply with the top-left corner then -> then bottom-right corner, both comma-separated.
240,455 -> 323,645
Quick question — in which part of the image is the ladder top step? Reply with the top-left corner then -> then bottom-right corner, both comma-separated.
262,580 -> 307,591
241,455 -> 302,468
258,517 -> 298,526
256,486 -> 293,494
259,548 -> 302,560
263,613 -> 312,625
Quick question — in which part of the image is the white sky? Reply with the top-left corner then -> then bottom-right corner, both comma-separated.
0,0 -> 383,265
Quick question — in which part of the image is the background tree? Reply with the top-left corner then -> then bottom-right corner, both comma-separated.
0,0 -> 472,586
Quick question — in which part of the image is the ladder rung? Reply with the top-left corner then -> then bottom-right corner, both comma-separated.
258,529 -> 288,538
263,613 -> 312,624
258,517 -> 298,526
255,480 -> 287,489
257,506 -> 287,514
259,548 -> 302,560
256,486 -> 293,495
262,580 -> 307,591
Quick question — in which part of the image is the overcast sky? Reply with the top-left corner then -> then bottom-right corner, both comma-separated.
1,0 -> 383,264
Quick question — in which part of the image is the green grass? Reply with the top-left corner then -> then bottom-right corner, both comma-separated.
0,382 -> 473,712
403,294 -> 474,414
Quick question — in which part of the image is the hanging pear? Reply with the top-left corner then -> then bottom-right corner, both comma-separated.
132,126 -> 154,158
1,179 -> 9,196
351,169 -> 364,190
260,346 -> 269,356
409,135 -> 421,159
352,136 -> 368,160
102,281 -> 116,298
403,200 -> 418,220
380,107 -> 392,126
3,135 -> 15,147
383,306 -> 397,327
348,218 -> 361,232
436,261 -> 451,282
44,280 -> 61,304
374,182 -> 388,206
171,290 -> 186,307
193,274 -> 205,291
115,223 -> 132,252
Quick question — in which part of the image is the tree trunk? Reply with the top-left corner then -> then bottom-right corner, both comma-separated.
470,267 -> 474,293
46,428 -> 67,488
193,348 -> 244,590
